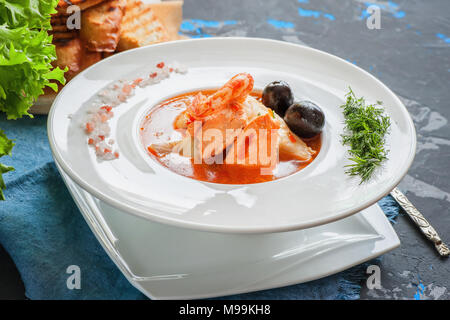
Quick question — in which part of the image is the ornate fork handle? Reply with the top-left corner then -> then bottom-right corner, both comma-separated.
390,187 -> 450,257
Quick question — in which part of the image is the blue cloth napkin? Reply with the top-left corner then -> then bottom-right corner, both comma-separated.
0,114 -> 401,300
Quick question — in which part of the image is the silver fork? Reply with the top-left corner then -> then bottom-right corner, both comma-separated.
390,187 -> 450,257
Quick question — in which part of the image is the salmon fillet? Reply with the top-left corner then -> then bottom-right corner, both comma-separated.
225,113 -> 280,170
193,106 -> 249,162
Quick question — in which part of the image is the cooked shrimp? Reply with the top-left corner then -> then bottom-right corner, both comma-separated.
187,72 -> 254,120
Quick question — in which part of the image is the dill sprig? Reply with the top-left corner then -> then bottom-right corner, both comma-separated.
341,88 -> 390,183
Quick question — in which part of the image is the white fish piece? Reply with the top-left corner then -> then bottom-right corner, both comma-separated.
243,96 -> 314,161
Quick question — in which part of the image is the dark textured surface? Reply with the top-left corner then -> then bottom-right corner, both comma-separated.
181,0 -> 450,300
0,0 -> 449,300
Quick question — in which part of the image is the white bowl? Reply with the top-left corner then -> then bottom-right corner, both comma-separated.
60,169 -> 399,299
47,37 -> 416,234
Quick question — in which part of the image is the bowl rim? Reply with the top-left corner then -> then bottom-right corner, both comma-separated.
47,37 -> 417,234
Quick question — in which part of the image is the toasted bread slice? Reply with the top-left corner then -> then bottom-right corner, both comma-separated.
32,39 -> 102,114
51,14 -> 69,27
101,51 -> 115,59
148,1 -> 183,41
81,47 -> 102,70
50,13 -> 74,38
56,0 -> 106,14
50,30 -> 79,41
50,23 -> 70,33
30,85 -> 59,115
53,37 -> 102,76
80,0 -> 126,52
34,38 -> 83,114
117,0 -> 169,51
54,38 -> 83,80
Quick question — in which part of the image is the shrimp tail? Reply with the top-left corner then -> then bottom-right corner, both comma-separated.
186,73 -> 254,120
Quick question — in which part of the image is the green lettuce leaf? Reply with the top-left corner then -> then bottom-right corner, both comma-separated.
0,0 -> 65,199
0,25 -> 66,119
0,0 -> 57,29
0,130 -> 14,200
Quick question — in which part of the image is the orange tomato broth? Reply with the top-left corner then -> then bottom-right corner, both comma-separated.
140,90 -> 321,184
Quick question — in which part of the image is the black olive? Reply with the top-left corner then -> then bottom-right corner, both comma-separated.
284,101 -> 325,138
262,81 -> 293,117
